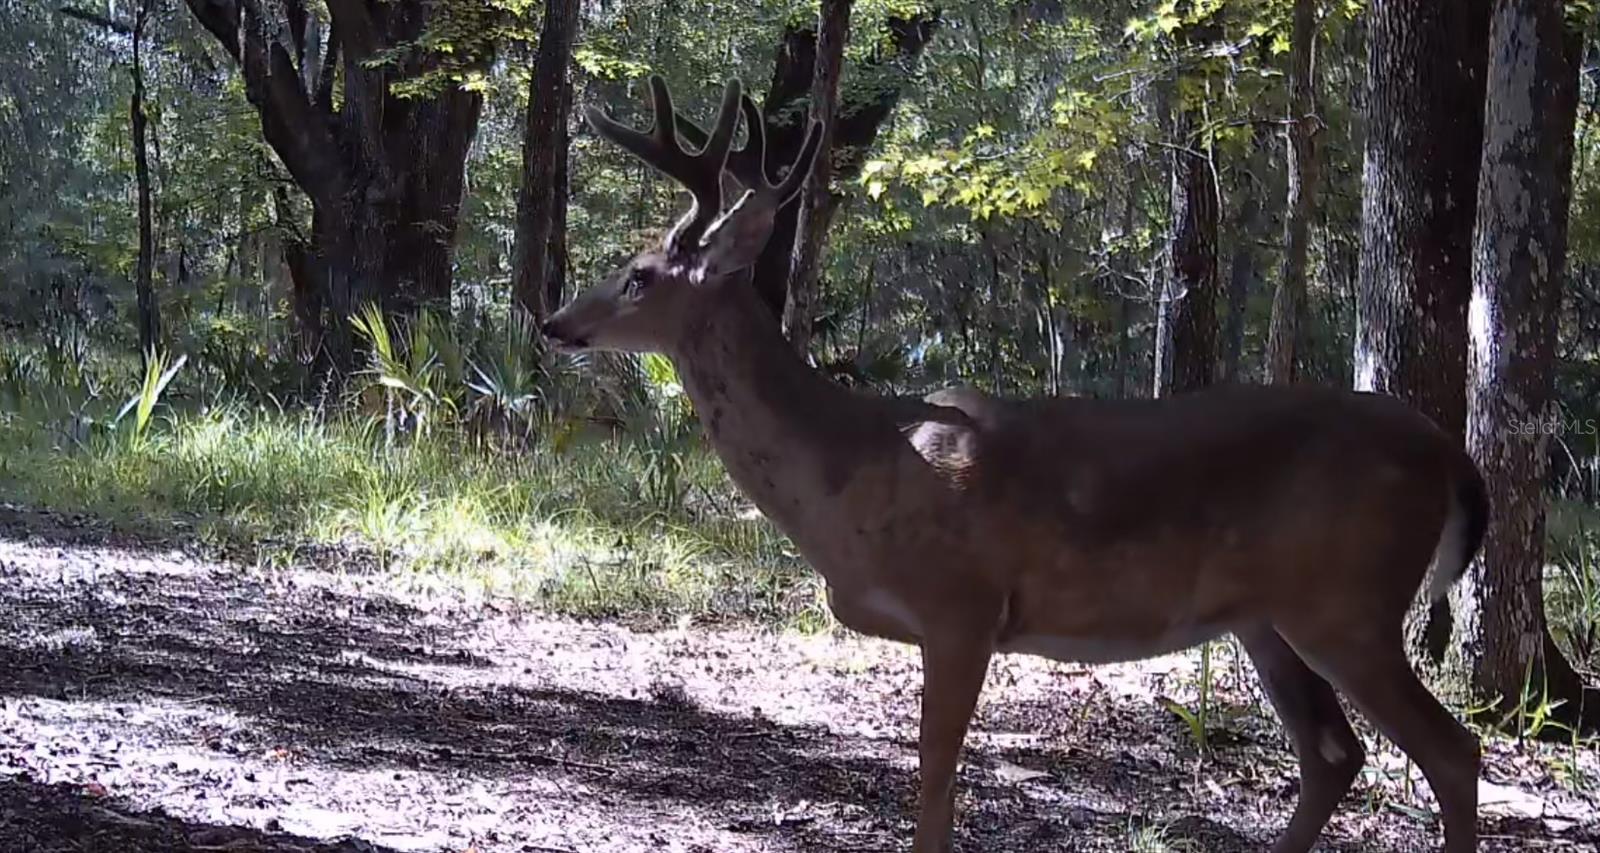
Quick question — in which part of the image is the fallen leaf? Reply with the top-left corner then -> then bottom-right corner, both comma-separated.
994,761 -> 1051,784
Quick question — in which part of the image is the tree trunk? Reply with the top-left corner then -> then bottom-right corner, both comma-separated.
131,0 -> 158,359
751,12 -> 939,320
1354,0 -> 1491,664
1160,112 -> 1220,397
1222,138 -> 1264,383
545,72 -> 572,315
1460,0 -> 1597,728
1152,268 -> 1173,397
184,0 -> 487,373
1114,185 -> 1137,399
513,0 -> 579,322
1266,0 -> 1321,385
782,0 -> 853,355
272,186 -> 323,365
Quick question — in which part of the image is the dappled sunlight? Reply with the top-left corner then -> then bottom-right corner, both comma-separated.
0,524 -> 1590,851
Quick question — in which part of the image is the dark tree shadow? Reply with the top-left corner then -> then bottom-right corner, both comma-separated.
0,776 -> 401,853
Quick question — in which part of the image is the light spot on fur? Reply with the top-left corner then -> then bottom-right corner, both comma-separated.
905,421 -> 976,483
1319,729 -> 1348,765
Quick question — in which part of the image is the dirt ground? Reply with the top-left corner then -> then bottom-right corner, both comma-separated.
0,506 -> 1596,852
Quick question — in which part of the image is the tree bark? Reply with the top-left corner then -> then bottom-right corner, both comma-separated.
131,0 -> 158,360
1114,184 -> 1137,399
545,72 -> 572,315
1222,138 -> 1264,383
1461,0 -> 1597,729
513,0 -> 579,322
750,12 -> 939,320
1266,0 -> 1321,385
1354,0 -> 1491,664
184,0 -> 487,372
782,0 -> 853,356
1159,112 -> 1219,397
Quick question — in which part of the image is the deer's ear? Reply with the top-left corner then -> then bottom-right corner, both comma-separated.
692,190 -> 775,282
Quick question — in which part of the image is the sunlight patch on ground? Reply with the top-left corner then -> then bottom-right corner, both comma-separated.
0,695 -> 679,852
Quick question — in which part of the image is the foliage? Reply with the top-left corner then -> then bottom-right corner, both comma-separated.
350,304 -> 462,442
0,388 -> 815,625
113,349 -> 185,447
6,0 -> 1600,697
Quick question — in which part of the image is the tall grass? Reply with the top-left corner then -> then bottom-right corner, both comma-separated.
1547,498 -> 1600,671
0,399 -> 816,627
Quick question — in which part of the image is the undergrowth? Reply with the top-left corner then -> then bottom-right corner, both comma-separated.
0,402 -> 822,628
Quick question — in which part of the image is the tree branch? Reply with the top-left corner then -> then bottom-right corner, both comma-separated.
183,0 -> 346,210
184,0 -> 243,61
325,0 -> 379,59
314,24 -> 340,113
58,5 -> 134,34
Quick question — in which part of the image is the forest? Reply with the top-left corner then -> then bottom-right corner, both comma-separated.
2,0 -> 1600,850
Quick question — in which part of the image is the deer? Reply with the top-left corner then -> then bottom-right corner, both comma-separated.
541,75 -> 1490,853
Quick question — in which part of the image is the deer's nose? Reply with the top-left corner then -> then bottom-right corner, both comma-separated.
539,320 -> 560,340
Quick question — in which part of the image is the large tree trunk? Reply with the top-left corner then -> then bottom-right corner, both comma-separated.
130,0 -> 158,360
184,0 -> 487,372
513,0 -> 579,322
1354,0 -> 1491,664
782,0 -> 853,356
1158,111 -> 1219,397
751,12 -> 939,321
1266,0 -> 1320,385
1461,0 -> 1597,729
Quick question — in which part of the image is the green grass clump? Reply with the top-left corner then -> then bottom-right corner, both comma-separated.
0,402 -> 819,627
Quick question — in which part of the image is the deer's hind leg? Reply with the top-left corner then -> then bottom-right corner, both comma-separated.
1280,623 -> 1479,853
1240,624 -> 1366,853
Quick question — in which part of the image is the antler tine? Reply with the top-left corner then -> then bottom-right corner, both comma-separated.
775,119 -> 825,203
725,95 -> 772,189
587,75 -> 743,250
675,94 -> 776,191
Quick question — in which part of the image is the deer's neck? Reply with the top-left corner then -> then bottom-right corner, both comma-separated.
670,284 -> 874,533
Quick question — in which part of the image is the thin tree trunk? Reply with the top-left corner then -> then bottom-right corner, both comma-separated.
131,0 -> 158,359
1037,235 -> 1061,395
513,0 -> 579,322
273,186 -> 322,364
751,12 -> 938,319
985,232 -> 1004,393
1266,0 -> 1321,385
783,0 -> 853,355
1115,185 -> 1136,399
545,72 -> 572,315
1161,113 -> 1220,396
1222,139 -> 1263,383
1152,271 -> 1173,397
1354,0 -> 1491,664
1461,0 -> 1598,729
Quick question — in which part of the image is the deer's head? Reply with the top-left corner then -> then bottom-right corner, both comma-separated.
540,76 -> 822,354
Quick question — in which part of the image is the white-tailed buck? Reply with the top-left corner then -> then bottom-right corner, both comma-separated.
543,76 -> 1490,853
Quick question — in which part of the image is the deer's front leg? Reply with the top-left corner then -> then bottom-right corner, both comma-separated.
910,634 -> 992,853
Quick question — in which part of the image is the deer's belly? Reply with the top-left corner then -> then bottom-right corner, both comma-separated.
826,585 -> 922,643
998,622 -> 1229,665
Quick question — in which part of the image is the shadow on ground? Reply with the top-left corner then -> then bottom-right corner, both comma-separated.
0,507 -> 1589,852
0,776 -> 401,853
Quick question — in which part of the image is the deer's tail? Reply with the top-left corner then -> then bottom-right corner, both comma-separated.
1427,452 -> 1490,604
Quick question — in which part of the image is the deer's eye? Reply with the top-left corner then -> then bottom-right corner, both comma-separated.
624,270 -> 650,298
